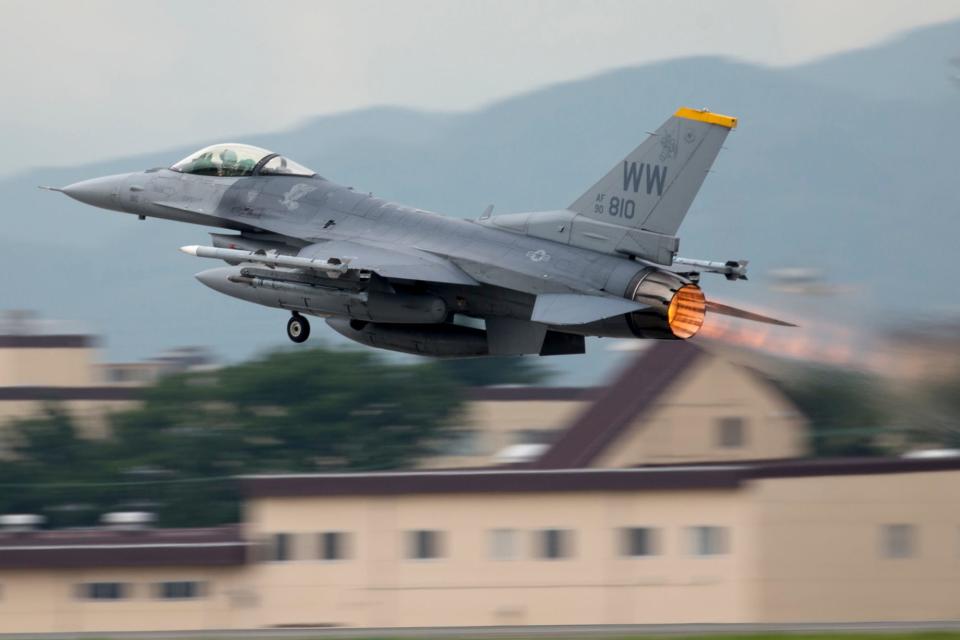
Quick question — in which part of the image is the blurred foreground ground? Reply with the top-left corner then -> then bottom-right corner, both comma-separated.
14,629 -> 960,639
1,312 -> 959,633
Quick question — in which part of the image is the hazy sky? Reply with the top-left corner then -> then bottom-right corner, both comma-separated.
2,0 -> 959,176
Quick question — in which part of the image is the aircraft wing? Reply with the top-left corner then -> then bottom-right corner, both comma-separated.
298,240 -> 479,286
181,239 -> 479,286
531,293 -> 648,325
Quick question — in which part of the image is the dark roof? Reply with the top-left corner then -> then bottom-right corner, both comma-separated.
241,456 -> 960,499
242,467 -> 745,498
0,386 -> 141,401
464,387 -> 600,401
0,525 -> 249,569
0,335 -> 95,349
534,341 -> 704,468
0,386 -> 592,403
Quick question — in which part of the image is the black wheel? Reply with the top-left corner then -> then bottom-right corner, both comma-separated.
287,314 -> 311,343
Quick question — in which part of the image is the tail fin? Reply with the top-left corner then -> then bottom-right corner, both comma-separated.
569,107 -> 736,236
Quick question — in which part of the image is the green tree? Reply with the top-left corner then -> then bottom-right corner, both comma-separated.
779,367 -> 890,457
904,369 -> 960,449
0,347 -> 467,528
0,405 -> 120,527
435,356 -> 552,387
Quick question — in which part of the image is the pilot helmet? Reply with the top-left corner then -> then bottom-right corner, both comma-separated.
219,148 -> 238,166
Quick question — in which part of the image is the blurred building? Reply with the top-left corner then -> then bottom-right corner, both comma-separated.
0,311 -> 137,440
0,313 -> 849,634
1,311 -> 808,466
429,341 -> 808,468
3,457 -> 960,631
0,311 -> 212,442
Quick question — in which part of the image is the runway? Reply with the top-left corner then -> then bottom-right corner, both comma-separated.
9,621 -> 960,640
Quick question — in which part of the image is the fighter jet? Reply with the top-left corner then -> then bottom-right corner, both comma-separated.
49,107 -> 792,357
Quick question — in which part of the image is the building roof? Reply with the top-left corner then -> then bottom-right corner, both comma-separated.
465,387 -> 600,402
0,335 -> 94,349
0,525 -> 248,569
242,466 -> 745,498
241,456 -> 960,499
0,386 -> 588,403
0,386 -> 141,401
534,341 -> 704,468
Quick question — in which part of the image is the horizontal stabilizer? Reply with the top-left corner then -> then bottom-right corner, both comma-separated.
705,300 -> 796,327
531,293 -> 647,326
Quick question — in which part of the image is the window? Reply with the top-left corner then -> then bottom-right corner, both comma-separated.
489,529 -> 517,560
267,532 -> 293,562
511,429 -> 556,446
407,530 -> 444,560
717,417 -> 746,448
78,582 -> 128,600
318,531 -> 349,561
440,429 -> 482,456
155,581 -> 204,600
688,526 -> 729,556
882,524 -> 916,558
621,527 -> 659,557
537,529 -> 572,560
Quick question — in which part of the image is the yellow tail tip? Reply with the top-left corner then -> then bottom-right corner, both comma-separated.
674,107 -> 738,129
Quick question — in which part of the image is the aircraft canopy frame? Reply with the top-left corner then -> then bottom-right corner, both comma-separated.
170,143 -> 315,178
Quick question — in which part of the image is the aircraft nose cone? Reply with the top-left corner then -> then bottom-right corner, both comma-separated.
60,174 -> 129,211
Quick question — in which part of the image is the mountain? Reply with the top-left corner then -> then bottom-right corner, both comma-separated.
3,20 -> 958,384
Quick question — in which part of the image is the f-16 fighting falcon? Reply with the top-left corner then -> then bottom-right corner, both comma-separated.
48,108 -> 792,357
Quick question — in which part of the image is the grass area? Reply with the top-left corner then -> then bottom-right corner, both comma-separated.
623,636 -> 960,640
96,633 -> 960,640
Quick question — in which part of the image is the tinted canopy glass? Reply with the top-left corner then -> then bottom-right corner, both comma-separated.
171,144 -> 272,177
259,154 -> 315,177
171,144 -> 316,179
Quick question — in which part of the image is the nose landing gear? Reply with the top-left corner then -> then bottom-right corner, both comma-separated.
286,312 -> 311,343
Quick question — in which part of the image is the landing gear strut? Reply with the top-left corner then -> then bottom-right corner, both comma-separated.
286,312 -> 311,343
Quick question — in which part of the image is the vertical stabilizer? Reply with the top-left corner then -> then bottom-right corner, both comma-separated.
569,108 -> 736,237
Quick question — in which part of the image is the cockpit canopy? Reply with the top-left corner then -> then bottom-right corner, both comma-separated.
170,143 -> 315,178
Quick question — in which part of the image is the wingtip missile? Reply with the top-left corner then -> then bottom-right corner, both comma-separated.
179,245 -> 201,256
674,256 -> 749,280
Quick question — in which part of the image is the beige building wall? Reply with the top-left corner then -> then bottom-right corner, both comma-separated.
0,346 -> 99,387
595,355 -> 807,467
0,341 -> 140,444
3,468 -> 960,632
244,489 -> 756,627
751,470 -> 960,622
421,399 -> 588,469
239,470 -> 960,627
0,566 -> 253,634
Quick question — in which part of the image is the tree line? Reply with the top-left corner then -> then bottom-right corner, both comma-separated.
0,348 -> 548,528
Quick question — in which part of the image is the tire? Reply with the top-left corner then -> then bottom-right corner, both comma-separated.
286,314 -> 311,343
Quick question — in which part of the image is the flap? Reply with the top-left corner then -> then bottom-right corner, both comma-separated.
531,293 -> 647,326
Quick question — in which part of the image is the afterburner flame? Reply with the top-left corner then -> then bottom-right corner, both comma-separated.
668,284 -> 706,339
